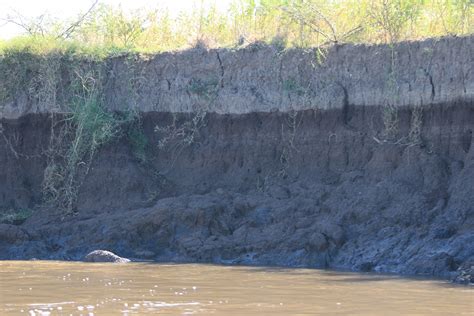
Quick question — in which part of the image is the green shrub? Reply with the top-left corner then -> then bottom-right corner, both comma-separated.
42,65 -> 139,213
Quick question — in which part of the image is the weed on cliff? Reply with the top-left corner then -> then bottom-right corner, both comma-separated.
377,43 -> 425,146
154,73 -> 218,170
0,49 -> 145,214
0,208 -> 32,225
283,78 -> 307,96
188,78 -> 219,100
0,49 -> 42,105
155,111 -> 207,152
408,105 -> 423,145
127,120 -> 148,164
380,45 -> 400,141
42,67 -> 139,213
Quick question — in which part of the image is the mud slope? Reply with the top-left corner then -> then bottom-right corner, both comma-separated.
0,36 -> 473,283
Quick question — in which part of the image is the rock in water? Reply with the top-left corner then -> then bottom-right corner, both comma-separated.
453,262 -> 473,285
84,250 -> 130,263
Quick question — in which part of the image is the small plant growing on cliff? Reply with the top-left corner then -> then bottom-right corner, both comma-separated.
43,66 -> 138,213
278,110 -> 302,178
381,102 -> 399,140
188,77 -> 219,100
0,49 -> 42,105
154,111 -> 207,173
314,46 -> 327,66
155,111 -> 207,150
408,104 -> 423,145
0,208 -> 32,225
380,46 -> 400,140
155,73 -> 218,164
127,120 -> 148,164
283,78 -> 307,96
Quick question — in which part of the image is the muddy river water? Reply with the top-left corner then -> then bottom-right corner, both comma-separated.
0,261 -> 472,315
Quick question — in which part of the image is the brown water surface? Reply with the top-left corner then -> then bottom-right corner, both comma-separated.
0,261 -> 472,315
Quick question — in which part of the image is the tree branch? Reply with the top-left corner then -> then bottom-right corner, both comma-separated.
57,0 -> 99,39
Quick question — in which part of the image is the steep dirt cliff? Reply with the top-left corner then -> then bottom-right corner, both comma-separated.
0,36 -> 473,283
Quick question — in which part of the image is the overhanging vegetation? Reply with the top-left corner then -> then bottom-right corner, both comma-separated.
0,0 -> 472,56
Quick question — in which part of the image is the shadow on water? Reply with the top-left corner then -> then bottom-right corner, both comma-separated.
126,260 -> 468,288
236,266 -> 468,287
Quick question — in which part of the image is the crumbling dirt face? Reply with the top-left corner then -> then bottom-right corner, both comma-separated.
0,102 -> 473,282
1,36 -> 472,119
0,36 -> 473,283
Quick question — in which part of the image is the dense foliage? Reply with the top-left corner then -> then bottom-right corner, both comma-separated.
0,0 -> 472,55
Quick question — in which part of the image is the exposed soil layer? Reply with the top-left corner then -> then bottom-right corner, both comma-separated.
1,102 -> 473,282
0,36 -> 473,283
1,36 -> 472,119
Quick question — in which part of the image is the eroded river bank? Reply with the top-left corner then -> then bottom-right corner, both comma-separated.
1,36 -> 473,283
